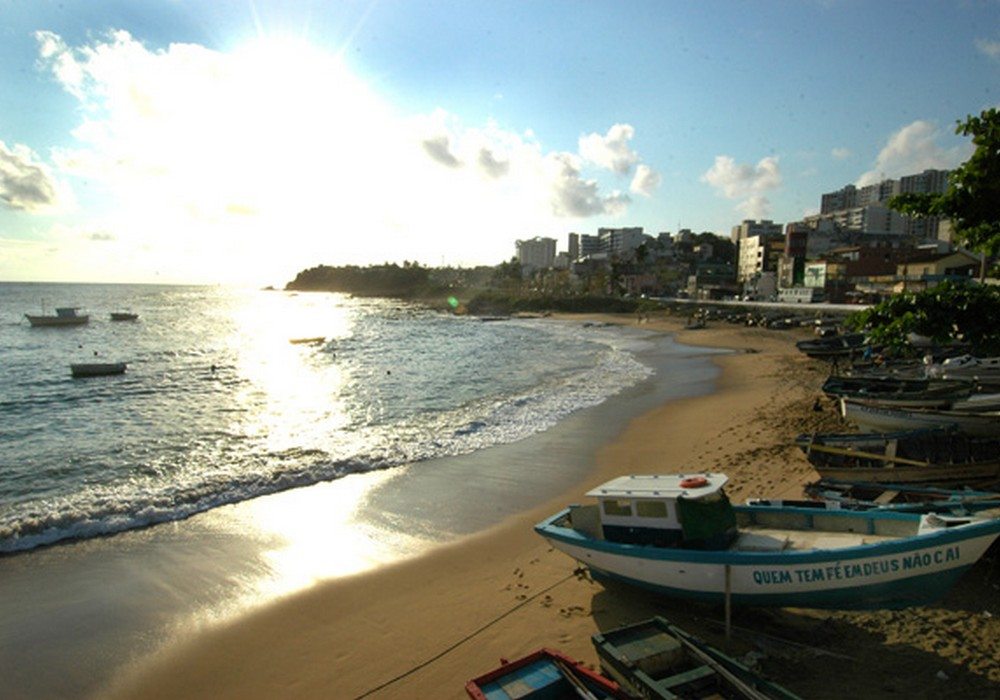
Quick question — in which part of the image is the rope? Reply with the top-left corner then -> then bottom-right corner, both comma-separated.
353,569 -> 582,699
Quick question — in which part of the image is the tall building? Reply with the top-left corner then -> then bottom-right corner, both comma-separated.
515,236 -> 556,271
730,219 -> 782,243
598,227 -> 647,255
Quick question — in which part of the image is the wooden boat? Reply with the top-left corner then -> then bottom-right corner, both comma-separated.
591,616 -> 800,700
840,398 -> 1000,437
794,333 -> 868,360
25,307 -> 89,327
465,647 -> 627,699
926,355 -> 1000,382
288,336 -> 325,345
821,376 -> 974,408
801,480 -> 1000,513
535,473 -> 1000,610
70,362 -> 127,378
110,312 -> 139,321
795,430 -> 1000,484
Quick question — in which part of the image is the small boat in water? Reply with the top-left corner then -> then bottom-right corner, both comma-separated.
465,647 -> 627,699
110,311 -> 139,321
535,473 -> 1000,609
795,429 -> 1000,485
288,336 -> 325,345
70,362 -> 127,378
25,307 -> 89,327
592,616 -> 800,700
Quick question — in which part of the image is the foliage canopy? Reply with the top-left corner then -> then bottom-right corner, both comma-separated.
844,280 -> 1000,356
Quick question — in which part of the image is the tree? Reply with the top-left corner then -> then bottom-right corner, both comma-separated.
889,108 -> 1000,271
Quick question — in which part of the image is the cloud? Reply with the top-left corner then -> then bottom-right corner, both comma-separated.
87,231 -> 116,241
831,147 -> 851,160
477,148 -> 509,178
579,123 -> 640,175
701,155 -> 781,218
856,120 -> 971,186
546,153 -> 630,217
976,38 -> 1000,60
630,164 -> 661,197
0,140 -> 60,211
422,135 -> 462,168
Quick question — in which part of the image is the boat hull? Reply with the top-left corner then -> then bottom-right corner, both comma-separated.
536,508 -> 1000,610
842,399 -> 1000,437
70,362 -> 127,378
25,314 -> 89,327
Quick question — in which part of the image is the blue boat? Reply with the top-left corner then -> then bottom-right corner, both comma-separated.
465,647 -> 628,699
535,473 -> 1000,610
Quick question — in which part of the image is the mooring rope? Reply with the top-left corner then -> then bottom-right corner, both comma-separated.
353,569 -> 582,699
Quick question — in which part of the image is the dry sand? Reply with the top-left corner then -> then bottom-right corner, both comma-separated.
106,311 -> 1000,699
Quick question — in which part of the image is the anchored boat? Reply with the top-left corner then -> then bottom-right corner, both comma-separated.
535,473 -> 1000,610
70,362 -> 127,378
25,307 -> 89,327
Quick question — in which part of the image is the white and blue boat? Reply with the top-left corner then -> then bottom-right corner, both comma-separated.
535,473 -> 1000,610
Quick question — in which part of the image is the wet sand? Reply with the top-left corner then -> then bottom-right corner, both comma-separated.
103,312 -> 1000,698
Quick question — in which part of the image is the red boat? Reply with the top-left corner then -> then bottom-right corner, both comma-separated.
466,648 -> 627,700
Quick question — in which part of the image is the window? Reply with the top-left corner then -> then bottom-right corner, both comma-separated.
602,499 -> 632,517
636,501 -> 668,518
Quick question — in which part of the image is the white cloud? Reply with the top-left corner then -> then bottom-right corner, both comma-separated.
579,123 -> 640,175
701,155 -> 781,218
831,147 -> 851,160
976,38 -> 1000,60
630,164 -> 661,197
0,140 -> 61,211
29,30 -> 650,283
857,120 -> 970,186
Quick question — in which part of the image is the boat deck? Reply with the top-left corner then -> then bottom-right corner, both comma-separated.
735,525 -> 898,552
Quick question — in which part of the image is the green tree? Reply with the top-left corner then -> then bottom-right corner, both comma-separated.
844,280 -> 1000,356
889,108 -> 1000,271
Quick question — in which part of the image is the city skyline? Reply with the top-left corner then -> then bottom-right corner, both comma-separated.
1,1 -> 997,285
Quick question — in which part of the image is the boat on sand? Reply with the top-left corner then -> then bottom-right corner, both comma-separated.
465,647 -> 627,699
535,473 -> 1000,610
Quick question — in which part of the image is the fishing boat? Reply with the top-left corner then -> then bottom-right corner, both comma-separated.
70,362 -> 127,378
794,333 -> 868,360
802,480 -> 1000,513
591,616 -> 800,700
288,336 -> 325,345
794,430 -> 1000,484
926,355 -> 1000,383
535,473 -> 1000,610
25,307 -> 89,327
110,311 -> 139,321
840,398 -> 1000,437
821,376 -> 974,409
465,648 -> 628,699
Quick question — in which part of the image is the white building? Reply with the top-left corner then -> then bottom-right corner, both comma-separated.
516,236 -> 557,271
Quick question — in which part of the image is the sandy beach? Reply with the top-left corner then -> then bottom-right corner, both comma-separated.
106,312 -> 1000,699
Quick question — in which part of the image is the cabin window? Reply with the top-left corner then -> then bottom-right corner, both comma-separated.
636,501 -> 668,518
602,499 -> 633,517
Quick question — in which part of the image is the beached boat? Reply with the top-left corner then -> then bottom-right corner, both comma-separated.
110,311 -> 139,321
465,647 -> 628,699
794,430 -> 1000,485
592,616 -> 800,700
926,354 -> 1000,383
821,376 -> 974,409
802,480 -> 1000,514
25,307 -> 89,327
794,333 -> 868,360
840,398 -> 1000,437
535,473 -> 1000,610
70,362 -> 127,378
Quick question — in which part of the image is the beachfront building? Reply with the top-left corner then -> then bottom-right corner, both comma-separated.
735,221 -> 784,283
516,236 -> 557,272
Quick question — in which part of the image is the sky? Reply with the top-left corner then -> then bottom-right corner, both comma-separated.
0,1 -> 997,286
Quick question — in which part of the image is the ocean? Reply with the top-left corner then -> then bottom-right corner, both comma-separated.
1,282 -> 660,554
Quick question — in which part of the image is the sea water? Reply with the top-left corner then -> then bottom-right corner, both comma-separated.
0,282 -> 655,553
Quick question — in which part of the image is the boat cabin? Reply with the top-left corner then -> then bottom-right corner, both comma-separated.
56,307 -> 83,318
570,474 -> 737,550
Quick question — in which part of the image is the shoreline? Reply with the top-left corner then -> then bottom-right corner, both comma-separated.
106,312 -> 1000,698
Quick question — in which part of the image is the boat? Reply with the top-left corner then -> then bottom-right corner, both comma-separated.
794,333 -> 869,360
70,362 -> 127,378
288,336 -> 325,345
840,398 -> 1000,437
465,647 -> 628,699
926,355 -> 1000,383
110,312 -> 139,321
794,430 -> 1000,484
25,307 -> 89,327
801,480 -> 1000,514
535,473 -> 1000,610
821,376 -> 974,409
591,616 -> 800,700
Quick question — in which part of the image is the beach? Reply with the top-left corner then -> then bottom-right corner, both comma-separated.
105,312 -> 1000,699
